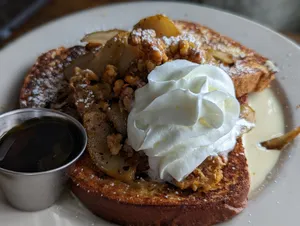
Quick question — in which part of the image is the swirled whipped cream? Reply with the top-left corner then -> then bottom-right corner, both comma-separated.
128,60 -> 252,182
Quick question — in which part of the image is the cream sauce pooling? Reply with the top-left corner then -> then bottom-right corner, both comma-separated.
243,88 -> 285,193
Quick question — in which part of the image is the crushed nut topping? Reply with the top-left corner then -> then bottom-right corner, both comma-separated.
107,133 -> 123,155
102,64 -> 118,85
120,87 -> 134,112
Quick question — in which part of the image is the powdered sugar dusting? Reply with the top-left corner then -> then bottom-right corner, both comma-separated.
151,45 -> 161,54
141,29 -> 156,44
232,60 -> 260,75
20,46 -> 87,108
75,89 -> 95,109
162,33 -> 202,50
27,72 -> 68,107
130,24 -> 272,80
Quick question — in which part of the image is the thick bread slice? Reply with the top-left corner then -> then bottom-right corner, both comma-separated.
175,21 -> 276,97
70,139 -> 249,226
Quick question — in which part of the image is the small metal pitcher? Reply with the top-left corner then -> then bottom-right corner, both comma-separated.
0,108 -> 87,211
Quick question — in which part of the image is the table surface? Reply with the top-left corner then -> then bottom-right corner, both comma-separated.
0,0 -> 299,48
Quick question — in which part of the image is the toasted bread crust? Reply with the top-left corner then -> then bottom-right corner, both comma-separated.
19,46 -> 87,108
175,21 -> 275,97
70,139 -> 249,226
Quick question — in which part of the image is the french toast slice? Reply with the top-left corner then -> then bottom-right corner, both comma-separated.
70,139 -> 249,226
19,17 -> 273,226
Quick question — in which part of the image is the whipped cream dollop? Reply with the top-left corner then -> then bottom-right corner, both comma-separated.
128,60 -> 251,182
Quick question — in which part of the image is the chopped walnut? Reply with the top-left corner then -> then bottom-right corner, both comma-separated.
145,60 -> 156,72
179,40 -> 189,56
170,43 -> 178,54
174,156 -> 226,191
137,59 -> 146,72
189,51 -> 202,64
90,83 -> 112,101
102,64 -> 118,84
150,48 -> 163,63
125,75 -> 138,85
124,74 -> 145,87
120,87 -> 134,112
123,96 -> 132,112
73,67 -> 98,84
162,52 -> 169,63
128,29 -> 142,45
107,133 -> 123,155
98,100 -> 109,111
113,79 -> 125,97
70,68 -> 98,115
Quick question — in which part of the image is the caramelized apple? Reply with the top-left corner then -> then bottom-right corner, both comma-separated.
209,49 -> 234,64
240,104 -> 255,123
83,111 -> 136,182
261,127 -> 300,150
134,14 -> 180,37
81,29 -> 126,45
64,52 -> 96,80
88,31 -> 140,76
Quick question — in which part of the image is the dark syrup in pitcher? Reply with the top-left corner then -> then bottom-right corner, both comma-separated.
0,116 -> 82,173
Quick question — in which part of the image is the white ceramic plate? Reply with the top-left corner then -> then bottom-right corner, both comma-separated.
0,2 -> 299,226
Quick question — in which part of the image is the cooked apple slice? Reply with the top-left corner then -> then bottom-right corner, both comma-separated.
134,14 -> 180,37
260,127 -> 300,150
81,29 -> 126,45
68,30 -> 140,78
240,104 -> 255,123
83,110 -> 136,182
88,31 -> 140,76
66,29 -> 133,80
208,49 -> 234,64
64,51 -> 96,80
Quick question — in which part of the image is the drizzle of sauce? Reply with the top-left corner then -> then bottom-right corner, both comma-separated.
0,117 -> 83,173
243,88 -> 285,194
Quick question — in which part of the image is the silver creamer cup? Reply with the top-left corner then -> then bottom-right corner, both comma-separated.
0,108 -> 87,211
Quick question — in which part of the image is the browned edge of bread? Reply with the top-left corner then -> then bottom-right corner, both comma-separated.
175,21 -> 276,97
19,46 -> 87,108
70,139 -> 250,226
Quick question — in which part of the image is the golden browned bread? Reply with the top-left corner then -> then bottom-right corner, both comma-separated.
175,21 -> 276,97
19,46 -> 88,109
70,139 -> 249,226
